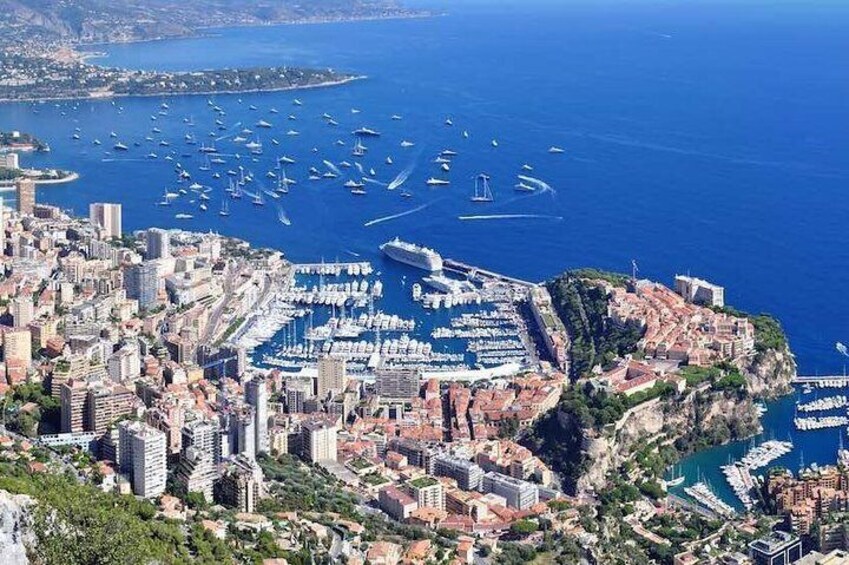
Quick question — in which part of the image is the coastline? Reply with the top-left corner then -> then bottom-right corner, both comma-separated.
0,75 -> 365,105
76,12 -> 439,50
0,171 -> 80,189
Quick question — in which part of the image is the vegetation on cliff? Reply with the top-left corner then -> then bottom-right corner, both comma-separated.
713,305 -> 789,356
0,460 -> 235,564
546,270 -> 643,380
523,369 -> 761,493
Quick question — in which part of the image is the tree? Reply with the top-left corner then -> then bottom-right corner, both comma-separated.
510,519 -> 538,536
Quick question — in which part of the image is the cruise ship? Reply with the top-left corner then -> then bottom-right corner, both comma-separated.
380,238 -> 443,272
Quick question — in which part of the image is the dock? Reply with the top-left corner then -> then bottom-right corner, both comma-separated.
442,258 -> 538,288
792,376 -> 849,387
293,261 -> 373,277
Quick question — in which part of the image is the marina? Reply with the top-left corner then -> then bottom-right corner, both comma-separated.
239,253 -> 545,377
684,482 -> 737,519
794,415 -> 849,431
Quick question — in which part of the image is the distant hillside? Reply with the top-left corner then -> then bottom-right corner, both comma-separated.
0,0 -> 421,44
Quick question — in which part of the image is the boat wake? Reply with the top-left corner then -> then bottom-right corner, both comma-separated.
387,158 -> 418,190
322,160 -> 342,176
275,205 -> 291,226
517,175 -> 555,194
458,214 -> 563,222
364,202 -> 432,227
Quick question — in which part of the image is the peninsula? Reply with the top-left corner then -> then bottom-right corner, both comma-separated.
0,49 -> 361,102
0,0 -> 425,102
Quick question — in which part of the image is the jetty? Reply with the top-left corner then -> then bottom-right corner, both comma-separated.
442,258 -> 536,288
792,376 -> 849,387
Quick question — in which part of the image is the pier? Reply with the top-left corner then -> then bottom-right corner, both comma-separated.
442,258 -> 537,288
792,375 -> 849,386
293,262 -> 373,277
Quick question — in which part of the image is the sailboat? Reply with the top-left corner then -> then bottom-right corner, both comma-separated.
252,190 -> 265,206
667,465 -> 685,487
352,138 -> 367,157
470,173 -> 494,203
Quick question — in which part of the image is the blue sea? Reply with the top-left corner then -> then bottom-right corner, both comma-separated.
3,0 -> 849,502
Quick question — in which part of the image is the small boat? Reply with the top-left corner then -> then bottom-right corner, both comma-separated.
286,130 -> 300,136
71,133 -> 80,140
271,139 -> 279,145
110,131 -> 117,138
351,188 -> 367,196
369,168 -> 376,177
199,203 -> 208,211
514,182 -> 536,192
344,180 -> 365,189
279,155 -> 296,165
92,139 -> 100,145
147,152 -> 158,159
445,118 -> 453,126
353,127 -> 381,137
270,108 -> 279,114
426,178 -> 450,186
400,191 -> 412,198
114,142 -> 128,151
249,105 -> 258,111
159,140 -> 170,147
152,127 -> 161,133
323,171 -> 339,179
175,213 -> 193,219
462,130 -> 469,139
288,115 -> 297,121
549,146 -> 565,154
441,163 -> 450,172
391,115 -> 403,120
256,120 -> 272,128
351,108 -> 361,114
441,149 -> 458,157
277,207 -> 291,226
400,140 -> 415,148
491,139 -> 499,147
386,156 -> 394,165
522,164 -> 534,171
293,99 -> 303,106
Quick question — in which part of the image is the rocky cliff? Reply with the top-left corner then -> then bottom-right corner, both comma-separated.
0,490 -> 33,565
743,344 -> 796,400
577,391 -> 761,493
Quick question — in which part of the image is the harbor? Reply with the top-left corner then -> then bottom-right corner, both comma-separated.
249,245 -> 548,378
